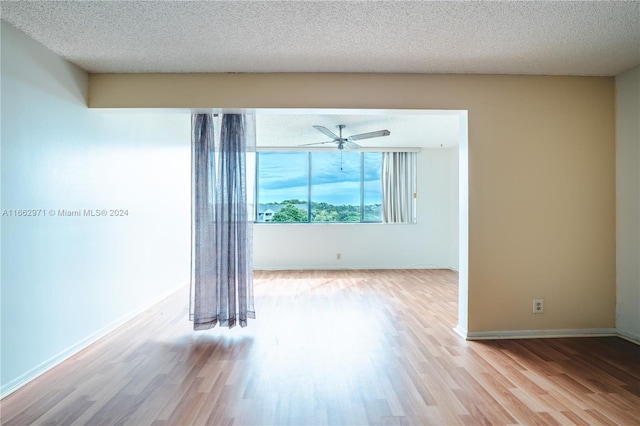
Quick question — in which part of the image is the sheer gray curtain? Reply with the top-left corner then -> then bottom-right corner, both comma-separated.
190,113 -> 256,329
382,152 -> 417,224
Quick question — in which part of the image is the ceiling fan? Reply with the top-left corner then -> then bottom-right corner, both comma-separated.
300,124 -> 390,150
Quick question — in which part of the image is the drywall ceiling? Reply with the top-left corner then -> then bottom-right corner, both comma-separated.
1,1 -> 638,76
255,112 -> 460,149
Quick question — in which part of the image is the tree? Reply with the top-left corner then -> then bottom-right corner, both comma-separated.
313,209 -> 339,222
272,204 -> 307,222
280,199 -> 307,205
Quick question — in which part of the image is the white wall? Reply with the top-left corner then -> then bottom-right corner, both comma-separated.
0,22 -> 191,396
254,147 -> 459,269
615,65 -> 640,342
449,146 -> 460,272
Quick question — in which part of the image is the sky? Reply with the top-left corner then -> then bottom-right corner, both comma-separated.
257,152 -> 382,206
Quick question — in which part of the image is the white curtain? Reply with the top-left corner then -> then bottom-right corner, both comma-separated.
190,113 -> 256,329
382,152 -> 417,224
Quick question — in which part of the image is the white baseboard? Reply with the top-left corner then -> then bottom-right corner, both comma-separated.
616,329 -> 640,345
453,325 -> 468,339
0,282 -> 186,399
253,265 -> 453,271
460,328 -> 621,341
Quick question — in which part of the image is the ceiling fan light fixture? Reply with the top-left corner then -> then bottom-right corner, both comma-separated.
301,124 -> 391,150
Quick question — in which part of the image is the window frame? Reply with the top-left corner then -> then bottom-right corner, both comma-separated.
255,151 -> 383,224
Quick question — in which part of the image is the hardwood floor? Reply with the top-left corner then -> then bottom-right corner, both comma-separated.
2,270 -> 639,425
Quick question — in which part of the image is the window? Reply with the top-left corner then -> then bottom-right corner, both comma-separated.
256,151 -> 384,223
256,152 -> 308,222
363,153 -> 383,222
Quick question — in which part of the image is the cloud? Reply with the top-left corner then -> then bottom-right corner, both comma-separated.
257,151 -> 382,205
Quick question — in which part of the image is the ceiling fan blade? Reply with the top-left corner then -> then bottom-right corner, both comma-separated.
348,129 -> 390,141
343,140 -> 361,150
313,125 -> 339,140
298,140 -> 336,146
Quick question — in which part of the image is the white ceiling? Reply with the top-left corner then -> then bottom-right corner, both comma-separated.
255,111 -> 461,149
1,1 -> 638,76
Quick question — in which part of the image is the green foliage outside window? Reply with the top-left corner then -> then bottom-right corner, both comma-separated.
272,204 -> 307,222
312,202 -> 359,222
256,152 -> 384,223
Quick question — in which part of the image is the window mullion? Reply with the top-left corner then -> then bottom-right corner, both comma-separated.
360,152 -> 365,222
307,152 -> 312,223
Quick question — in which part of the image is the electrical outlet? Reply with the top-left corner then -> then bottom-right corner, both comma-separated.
336,253 -> 341,260
533,299 -> 544,314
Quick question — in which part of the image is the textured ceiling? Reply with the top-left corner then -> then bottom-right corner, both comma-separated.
1,1 -> 639,76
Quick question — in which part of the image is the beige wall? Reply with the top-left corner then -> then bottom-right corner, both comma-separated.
90,73 -> 616,333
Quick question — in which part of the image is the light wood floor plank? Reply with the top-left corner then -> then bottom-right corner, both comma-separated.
1,269 -> 638,425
